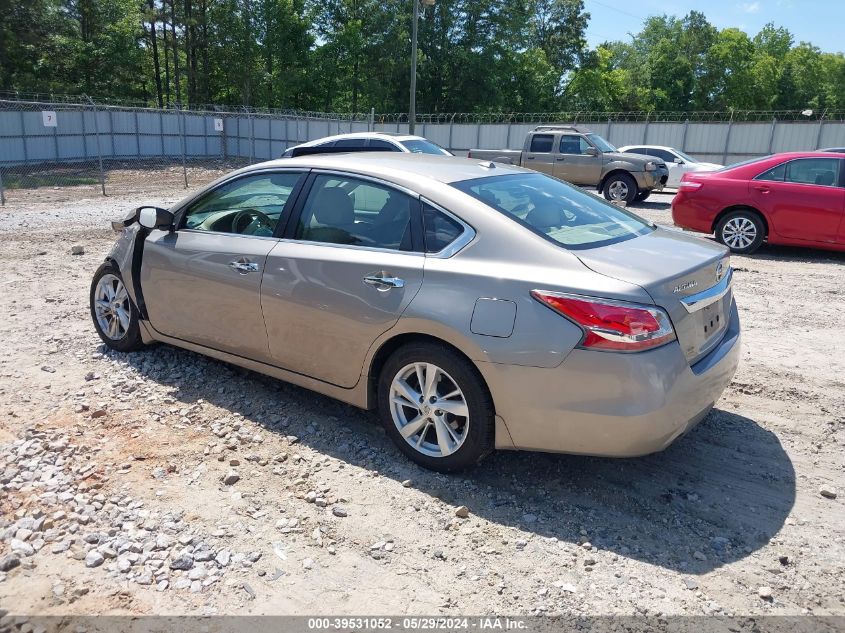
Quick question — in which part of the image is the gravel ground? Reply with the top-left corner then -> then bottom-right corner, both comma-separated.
0,188 -> 843,618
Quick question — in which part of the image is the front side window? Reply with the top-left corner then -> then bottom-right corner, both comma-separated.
295,175 -> 414,250
559,135 -> 592,155
529,134 -> 554,153
453,172 -> 652,249
785,158 -> 839,186
400,139 -> 451,155
183,172 -> 301,236
649,148 -> 675,162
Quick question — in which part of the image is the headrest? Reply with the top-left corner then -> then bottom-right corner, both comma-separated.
313,188 -> 354,226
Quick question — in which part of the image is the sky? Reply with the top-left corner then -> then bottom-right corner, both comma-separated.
583,0 -> 845,54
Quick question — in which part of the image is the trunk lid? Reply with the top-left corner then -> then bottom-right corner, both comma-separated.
574,228 -> 732,364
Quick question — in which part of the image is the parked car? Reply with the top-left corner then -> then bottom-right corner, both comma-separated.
672,152 -> 845,254
618,145 -> 722,188
468,125 -> 669,204
91,154 -> 739,472
820,147 -> 845,153
282,132 -> 452,157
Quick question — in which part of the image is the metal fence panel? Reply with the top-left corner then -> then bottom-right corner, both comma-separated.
5,98 -> 845,205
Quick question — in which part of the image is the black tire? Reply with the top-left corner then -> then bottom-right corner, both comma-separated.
90,262 -> 145,352
602,172 -> 638,204
715,210 -> 765,254
377,342 -> 494,472
634,191 -> 651,203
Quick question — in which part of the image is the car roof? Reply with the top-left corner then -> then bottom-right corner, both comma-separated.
618,144 -> 676,151
292,132 -> 423,148
245,152 -> 526,185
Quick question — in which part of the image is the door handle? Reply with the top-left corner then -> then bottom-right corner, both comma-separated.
229,258 -> 259,274
363,273 -> 405,291
753,185 -> 770,193
555,157 -> 565,161
525,156 -> 535,160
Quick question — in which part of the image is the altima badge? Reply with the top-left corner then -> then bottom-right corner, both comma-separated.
673,280 -> 698,293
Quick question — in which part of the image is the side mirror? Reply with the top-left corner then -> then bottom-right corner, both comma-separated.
673,157 -> 684,164
584,147 -> 598,156
138,206 -> 174,231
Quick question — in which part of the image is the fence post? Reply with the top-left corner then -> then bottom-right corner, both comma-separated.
284,117 -> 289,151
178,104 -> 188,188
0,166 -> 6,206
606,118 -> 613,145
722,112 -> 734,165
369,108 -> 375,132
506,119 -> 513,150
768,117 -> 777,154
88,98 -> 106,196
815,110 -> 827,149
681,119 -> 689,152
134,109 -> 141,158
448,114 -> 455,152
249,110 -> 255,162
643,112 -> 650,144
52,116 -> 60,163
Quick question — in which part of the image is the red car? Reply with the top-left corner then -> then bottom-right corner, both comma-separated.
672,152 -> 845,254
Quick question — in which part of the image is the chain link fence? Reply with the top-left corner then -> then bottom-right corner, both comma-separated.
3,96 -> 845,205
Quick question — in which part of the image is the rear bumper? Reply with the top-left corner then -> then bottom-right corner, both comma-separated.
481,300 -> 741,457
671,195 -> 717,233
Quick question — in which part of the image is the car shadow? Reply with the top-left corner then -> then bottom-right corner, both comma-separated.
111,344 -> 795,575
752,244 -> 845,264
632,199 -> 671,211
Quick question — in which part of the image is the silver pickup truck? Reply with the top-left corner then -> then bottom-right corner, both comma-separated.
468,125 -> 669,203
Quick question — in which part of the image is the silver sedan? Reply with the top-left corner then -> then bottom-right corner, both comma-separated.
90,153 -> 740,472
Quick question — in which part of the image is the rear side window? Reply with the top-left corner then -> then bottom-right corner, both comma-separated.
368,139 -> 402,151
452,172 -> 652,249
334,138 -> 367,149
529,134 -> 554,153
400,139 -> 451,155
422,203 -> 464,253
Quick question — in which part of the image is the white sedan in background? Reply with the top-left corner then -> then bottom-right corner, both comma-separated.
618,145 -> 722,189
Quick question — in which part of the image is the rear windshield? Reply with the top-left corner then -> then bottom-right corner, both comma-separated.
400,139 -> 452,155
452,173 -> 653,249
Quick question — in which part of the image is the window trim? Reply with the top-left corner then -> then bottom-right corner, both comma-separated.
420,198 -> 476,258
172,168 -> 308,239
753,157 -> 844,189
282,168 -> 423,253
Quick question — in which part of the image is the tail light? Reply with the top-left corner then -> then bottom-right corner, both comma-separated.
531,291 -> 676,352
678,180 -> 703,190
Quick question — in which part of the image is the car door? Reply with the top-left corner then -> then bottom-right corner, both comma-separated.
141,170 -> 305,361
553,135 -> 602,184
750,157 -> 845,243
648,148 -> 685,187
522,133 -> 556,175
260,172 -> 425,388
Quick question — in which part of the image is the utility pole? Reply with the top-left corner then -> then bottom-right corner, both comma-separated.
409,0 -> 435,135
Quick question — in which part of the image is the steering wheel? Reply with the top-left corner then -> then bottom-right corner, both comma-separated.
231,208 -> 274,234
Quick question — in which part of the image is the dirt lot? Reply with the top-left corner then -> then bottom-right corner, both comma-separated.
0,186 -> 843,619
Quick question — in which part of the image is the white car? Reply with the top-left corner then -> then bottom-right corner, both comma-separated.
618,145 -> 722,189
282,132 -> 452,157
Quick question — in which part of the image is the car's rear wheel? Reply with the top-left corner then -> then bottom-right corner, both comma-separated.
377,342 -> 494,472
90,262 -> 145,352
716,210 -> 765,254
603,173 -> 638,204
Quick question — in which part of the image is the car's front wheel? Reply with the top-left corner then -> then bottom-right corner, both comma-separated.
715,210 -> 765,254
634,191 -> 651,203
90,262 -> 145,352
377,342 -> 494,472
602,173 -> 638,204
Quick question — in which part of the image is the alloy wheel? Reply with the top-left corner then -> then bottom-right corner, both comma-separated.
608,180 -> 629,201
389,362 -> 470,458
93,274 -> 131,340
721,216 -> 757,250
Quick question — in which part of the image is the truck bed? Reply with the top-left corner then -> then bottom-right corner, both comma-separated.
467,149 -> 523,164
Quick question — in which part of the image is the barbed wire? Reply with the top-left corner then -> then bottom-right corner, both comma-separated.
1,92 -> 842,122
